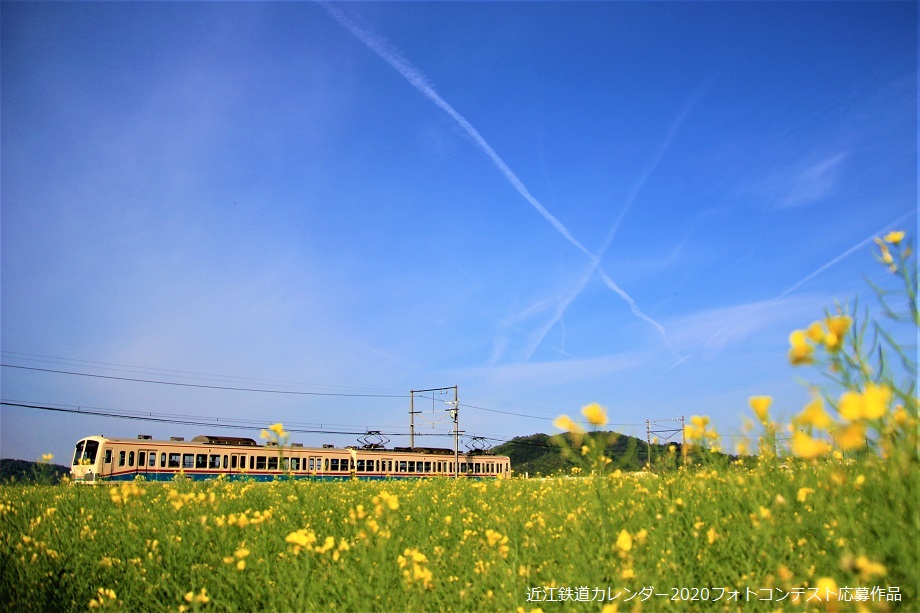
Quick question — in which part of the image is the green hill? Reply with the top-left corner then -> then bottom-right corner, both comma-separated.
0,459 -> 70,484
490,430 -> 727,477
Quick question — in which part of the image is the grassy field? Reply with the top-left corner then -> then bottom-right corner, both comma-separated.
2,234 -> 916,612
0,453 -> 916,612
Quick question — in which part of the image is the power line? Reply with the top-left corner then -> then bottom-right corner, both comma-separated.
1,364 -> 408,398
0,401 -> 457,438
1,351 -> 405,395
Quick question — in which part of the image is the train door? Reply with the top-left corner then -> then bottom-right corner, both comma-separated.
98,444 -> 114,480
138,449 -> 157,478
230,453 -> 246,477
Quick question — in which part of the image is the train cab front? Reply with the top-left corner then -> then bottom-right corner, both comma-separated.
71,436 -> 105,484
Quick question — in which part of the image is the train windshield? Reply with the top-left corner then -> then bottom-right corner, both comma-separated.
72,440 -> 99,465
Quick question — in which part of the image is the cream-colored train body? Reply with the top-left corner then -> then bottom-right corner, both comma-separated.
70,434 -> 511,483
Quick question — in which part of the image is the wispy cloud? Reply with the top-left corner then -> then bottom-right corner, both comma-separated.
667,210 -> 917,371
456,349 -> 654,387
750,151 -> 850,210
321,4 -> 671,359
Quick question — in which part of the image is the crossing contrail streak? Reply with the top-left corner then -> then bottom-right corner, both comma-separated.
521,89 -> 705,360
321,4 -> 672,352
321,4 -> 591,258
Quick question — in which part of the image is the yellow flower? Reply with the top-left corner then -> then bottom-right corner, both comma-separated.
552,414 -> 585,434
835,422 -> 866,450
838,391 -> 864,421
883,230 -> 905,244
748,396 -> 772,423
839,384 -> 891,421
706,527 -> 718,544
616,529 -> 633,552
690,415 -> 710,428
875,237 -> 893,262
285,529 -> 317,548
581,403 -> 608,426
862,383 -> 891,419
797,487 -> 815,502
805,321 -> 825,343
813,577 -> 839,602
269,422 -> 286,437
822,315 -> 852,351
791,431 -> 831,459
788,330 -> 815,365
794,395 -> 833,429
40,453 -> 54,463
854,555 -> 887,580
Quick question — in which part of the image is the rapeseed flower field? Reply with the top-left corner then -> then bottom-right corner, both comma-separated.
0,234 -> 916,611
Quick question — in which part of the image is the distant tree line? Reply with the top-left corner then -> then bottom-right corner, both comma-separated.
491,430 -> 737,477
0,459 -> 69,485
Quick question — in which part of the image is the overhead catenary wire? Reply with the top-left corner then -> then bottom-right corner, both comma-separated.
1,364 -> 408,398
1,351 -> 406,395
6,356 -> 639,426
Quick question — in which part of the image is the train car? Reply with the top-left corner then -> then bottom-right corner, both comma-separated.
70,434 -> 511,483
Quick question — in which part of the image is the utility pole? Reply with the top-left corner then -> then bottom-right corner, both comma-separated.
409,385 -> 460,477
449,386 -> 459,479
646,416 -> 685,471
409,391 -> 418,449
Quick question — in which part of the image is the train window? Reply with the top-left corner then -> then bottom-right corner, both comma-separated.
307,458 -> 313,471
291,458 -> 300,471
149,453 -> 156,467
160,453 -> 166,468
128,452 -> 134,467
137,452 -> 144,467
169,453 -> 180,468
256,456 -> 267,470
183,454 -> 194,469
195,454 -> 207,469
223,455 -> 228,468
330,458 -> 339,471
209,455 -> 221,469
250,456 -> 255,470
119,451 -> 126,467
323,458 -> 328,471
231,456 -> 238,469
281,458 -> 289,471
104,449 -> 112,464
268,457 -> 278,471
398,461 -> 407,473
73,441 -> 85,465
425,462 -> 432,473
356,459 -> 364,471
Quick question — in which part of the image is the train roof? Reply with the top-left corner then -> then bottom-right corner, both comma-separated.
79,434 -> 507,456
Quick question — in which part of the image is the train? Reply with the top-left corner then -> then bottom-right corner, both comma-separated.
69,433 -> 511,483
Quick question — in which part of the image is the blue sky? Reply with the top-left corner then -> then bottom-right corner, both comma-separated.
2,2 -> 916,464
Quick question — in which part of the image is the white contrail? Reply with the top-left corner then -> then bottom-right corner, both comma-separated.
668,209 -> 917,370
322,3 -> 673,354
777,210 -> 916,298
521,89 -> 705,360
321,3 -> 591,258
